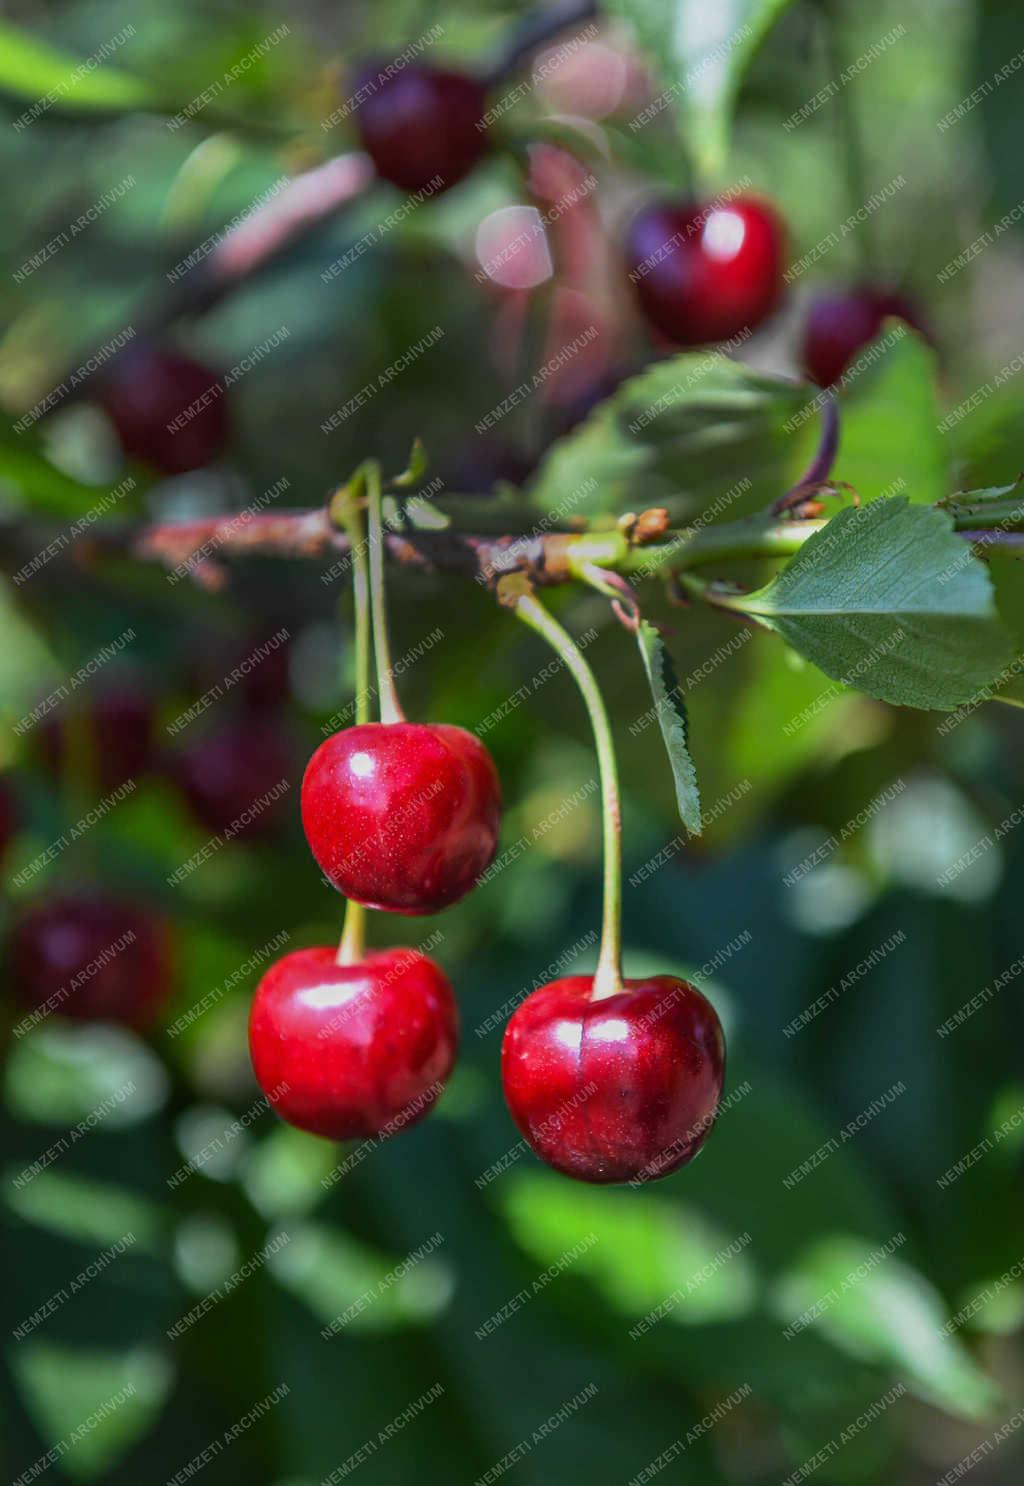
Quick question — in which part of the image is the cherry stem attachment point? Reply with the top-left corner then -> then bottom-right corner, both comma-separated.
512,588 -> 623,1000
366,459 -> 406,726
577,561 -> 642,631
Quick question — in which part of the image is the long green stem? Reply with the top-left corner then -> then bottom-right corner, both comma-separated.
334,483 -> 372,967
366,460 -> 405,725
822,0 -> 879,278
514,592 -> 623,1000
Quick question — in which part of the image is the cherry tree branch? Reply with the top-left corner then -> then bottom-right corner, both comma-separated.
38,152 -> 377,422
73,497 -> 1024,591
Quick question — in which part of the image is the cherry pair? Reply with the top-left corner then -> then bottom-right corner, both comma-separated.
248,719 -> 502,1140
248,467 -> 502,1143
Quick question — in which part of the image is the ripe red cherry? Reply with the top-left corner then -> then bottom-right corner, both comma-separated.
354,64 -> 489,194
301,722 -> 501,914
502,975 -> 725,1184
170,717 -> 291,838
40,684 -> 154,793
100,343 -> 228,475
12,893 -> 173,1028
802,286 -> 929,386
248,946 -> 458,1140
625,196 -> 786,346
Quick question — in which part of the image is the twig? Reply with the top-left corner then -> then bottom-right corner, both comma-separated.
66,495 -> 1024,590
36,152 -> 377,422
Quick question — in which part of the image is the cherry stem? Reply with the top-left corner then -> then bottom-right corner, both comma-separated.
366,460 -> 406,726
821,0 -> 880,279
773,392 -> 840,514
333,478 -> 372,966
514,592 -> 623,1000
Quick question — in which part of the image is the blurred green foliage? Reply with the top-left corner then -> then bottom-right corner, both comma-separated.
2,0 -> 1024,1483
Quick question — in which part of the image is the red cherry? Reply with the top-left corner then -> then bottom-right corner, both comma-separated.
625,196 -> 786,346
100,344 -> 228,475
170,717 -> 292,838
40,685 -> 154,793
354,64 -> 489,195
501,975 -> 725,1184
12,893 -> 173,1028
248,945 -> 458,1140
301,722 -> 501,915
802,286 -> 930,386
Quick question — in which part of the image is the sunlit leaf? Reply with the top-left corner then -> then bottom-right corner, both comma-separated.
269,1223 -> 455,1334
774,1236 -> 998,1418
729,499 -> 1013,709
603,0 -> 800,175
0,21 -> 154,114
5,1169 -> 164,1252
500,1171 -> 756,1325
11,1344 -> 173,1481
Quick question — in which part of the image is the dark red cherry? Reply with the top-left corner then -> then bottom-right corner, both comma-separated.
625,196 -> 786,346
248,945 -> 458,1140
100,343 -> 228,475
354,64 -> 489,195
40,685 -> 154,793
170,717 -> 291,838
301,722 -> 501,915
501,975 -> 725,1184
12,893 -> 173,1028
802,286 -> 930,386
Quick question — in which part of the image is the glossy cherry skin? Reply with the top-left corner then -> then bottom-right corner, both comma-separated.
301,722 -> 501,914
11,894 -> 173,1028
802,287 -> 929,386
625,196 -> 786,346
100,343 -> 228,475
354,64 -> 489,195
248,946 -> 458,1140
502,975 -> 725,1184
170,717 -> 291,838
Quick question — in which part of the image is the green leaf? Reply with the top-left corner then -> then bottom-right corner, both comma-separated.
526,351 -> 811,522
11,1344 -> 173,1481
5,1024 -> 169,1129
986,552 -> 1024,707
268,1222 -> 455,1334
833,329 -> 949,506
635,619 -> 702,835
0,578 -> 55,737
728,499 -> 1014,709
242,1125 -> 341,1219
500,1172 -> 757,1325
0,21 -> 154,116
4,1170 -> 164,1252
603,0 -> 799,176
391,436 -> 429,488
774,1236 -> 998,1419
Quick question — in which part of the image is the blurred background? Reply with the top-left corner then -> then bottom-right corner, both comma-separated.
2,0 -> 1024,1481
